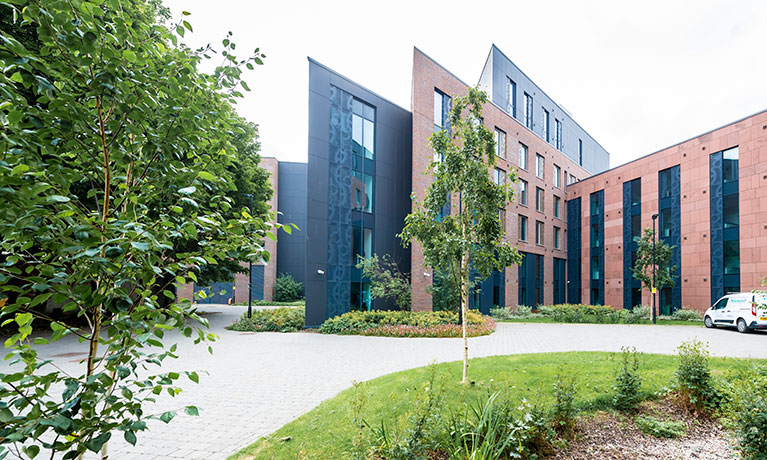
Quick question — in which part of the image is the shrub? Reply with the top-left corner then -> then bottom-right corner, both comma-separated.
229,307 -> 304,332
273,273 -> 304,302
719,362 -> 767,459
551,373 -> 577,436
613,347 -> 642,412
318,310 -> 495,338
635,415 -> 687,438
675,339 -> 719,411
672,307 -> 702,322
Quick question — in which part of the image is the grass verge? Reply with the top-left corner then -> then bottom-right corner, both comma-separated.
228,352 -> 749,460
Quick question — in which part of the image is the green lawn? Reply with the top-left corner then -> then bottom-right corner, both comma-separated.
496,317 -> 703,327
230,352 -> 749,460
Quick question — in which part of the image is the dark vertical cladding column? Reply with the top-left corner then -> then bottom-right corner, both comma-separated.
658,166 -> 681,313
622,178 -> 641,309
553,258 -> 566,304
589,191 -> 604,305
709,147 -> 740,304
709,151 -> 724,304
305,59 -> 412,327
566,197 -> 581,304
277,162 -> 308,285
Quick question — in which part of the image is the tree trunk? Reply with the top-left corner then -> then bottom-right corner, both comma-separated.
460,253 -> 470,385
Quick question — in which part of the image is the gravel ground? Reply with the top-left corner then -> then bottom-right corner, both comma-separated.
551,397 -> 741,460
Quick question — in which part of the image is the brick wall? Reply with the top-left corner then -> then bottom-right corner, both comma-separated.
411,48 -> 591,311
567,111 -> 767,312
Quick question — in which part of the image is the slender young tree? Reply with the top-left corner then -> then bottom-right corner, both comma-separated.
400,87 -> 521,384
632,227 -> 677,309
0,1 -> 279,458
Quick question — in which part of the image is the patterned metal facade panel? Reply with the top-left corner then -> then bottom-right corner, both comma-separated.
326,85 -> 354,318
567,198 -> 582,303
659,166 -> 682,311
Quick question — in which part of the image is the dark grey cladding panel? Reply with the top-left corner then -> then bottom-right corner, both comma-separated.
277,162 -> 307,285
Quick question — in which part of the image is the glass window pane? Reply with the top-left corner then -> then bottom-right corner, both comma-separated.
536,154 -> 544,179
519,143 -> 527,169
723,148 -> 739,183
363,103 -> 375,121
554,196 -> 560,218
659,169 -> 672,199
352,114 -> 363,157
591,224 -> 600,247
352,226 -> 361,264
353,171 -> 374,213
724,194 -> 739,229
363,228 -> 373,259
660,208 -> 672,238
631,179 -> 641,206
724,240 -> 740,275
363,119 -> 374,159
520,180 -> 527,205
591,257 -> 600,280
632,214 -> 641,241
519,216 -> 527,241
352,99 -> 363,116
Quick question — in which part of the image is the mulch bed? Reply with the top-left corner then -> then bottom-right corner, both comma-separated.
549,396 -> 740,460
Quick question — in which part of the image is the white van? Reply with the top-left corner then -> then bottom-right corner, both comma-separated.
704,293 -> 767,333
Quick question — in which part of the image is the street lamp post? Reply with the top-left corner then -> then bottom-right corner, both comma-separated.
651,213 -> 659,325
243,193 -> 254,319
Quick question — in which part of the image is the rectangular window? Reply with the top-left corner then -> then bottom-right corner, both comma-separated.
495,128 -> 506,158
352,99 -> 375,159
722,147 -> 739,183
499,208 -> 506,234
631,214 -> 641,241
518,143 -> 528,169
351,226 -> 373,263
553,195 -> 561,218
553,164 -> 561,188
536,220 -> 544,245
434,89 -> 445,129
507,78 -> 516,118
494,168 -> 506,186
543,109 -> 550,142
524,93 -> 533,129
631,179 -> 641,206
724,240 -> 740,274
660,208 -> 672,238
535,187 -> 544,212
590,224 -> 600,248
590,193 -> 601,216
659,168 -> 672,199
536,154 -> 545,179
519,180 -> 528,205
591,256 -> 600,280
555,119 -> 562,150
723,194 -> 739,229
352,170 -> 374,213
578,139 -> 583,166
569,174 -> 576,185
519,216 -> 528,241
554,226 -> 561,249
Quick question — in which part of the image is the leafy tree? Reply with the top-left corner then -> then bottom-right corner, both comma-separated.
0,1 -> 278,458
400,87 -> 521,384
273,273 -> 304,302
632,227 -> 677,315
355,254 -> 412,311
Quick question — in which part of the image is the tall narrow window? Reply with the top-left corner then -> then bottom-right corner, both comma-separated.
553,195 -> 561,218
543,109 -> 550,142
519,180 -> 528,205
555,119 -> 562,150
553,164 -> 561,188
507,78 -> 516,118
495,128 -> 506,159
535,220 -> 544,245
352,99 -> 375,159
535,187 -> 544,212
723,147 -> 739,182
536,154 -> 545,179
352,170 -> 374,213
569,174 -> 577,184
494,168 -> 506,186
518,143 -> 528,170
519,216 -> 528,241
524,93 -> 533,129
578,139 -> 583,166
434,90 -> 445,129
554,226 -> 561,249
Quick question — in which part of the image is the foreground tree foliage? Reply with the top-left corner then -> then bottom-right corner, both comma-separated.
355,254 -> 412,311
0,0 -> 278,458
400,87 -> 521,384
632,227 -> 677,316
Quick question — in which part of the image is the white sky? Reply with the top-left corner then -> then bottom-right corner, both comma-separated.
162,0 -> 767,169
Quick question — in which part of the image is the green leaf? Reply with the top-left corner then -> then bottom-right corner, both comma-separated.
124,430 -> 137,446
84,432 -> 111,452
22,445 -> 39,458
159,411 -> 176,423
183,20 -> 193,32
11,164 -> 29,175
15,312 -> 33,327
46,195 -> 70,203
178,186 -> 196,195
122,49 -> 137,63
131,242 -> 149,251
0,407 -> 13,422
184,406 -> 199,416
197,171 -> 216,181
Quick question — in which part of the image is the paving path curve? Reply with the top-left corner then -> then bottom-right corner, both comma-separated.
2,305 -> 765,459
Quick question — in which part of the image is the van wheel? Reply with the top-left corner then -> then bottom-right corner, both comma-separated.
737,318 -> 750,333
704,316 -> 715,328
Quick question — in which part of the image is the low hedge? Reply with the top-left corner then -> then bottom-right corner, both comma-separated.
229,307 -> 304,332
538,304 -> 648,324
318,310 -> 495,338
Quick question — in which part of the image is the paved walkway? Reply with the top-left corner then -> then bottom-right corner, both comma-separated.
2,306 -> 765,459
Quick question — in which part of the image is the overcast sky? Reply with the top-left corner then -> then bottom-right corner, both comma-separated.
163,0 -> 767,169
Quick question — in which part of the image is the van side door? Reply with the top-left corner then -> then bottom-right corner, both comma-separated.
711,297 -> 729,324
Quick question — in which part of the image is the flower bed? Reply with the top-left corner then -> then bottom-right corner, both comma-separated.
318,310 -> 495,337
228,307 -> 304,332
